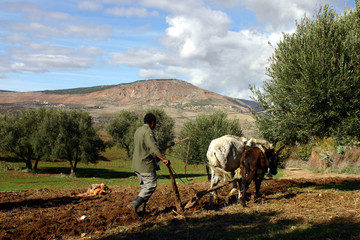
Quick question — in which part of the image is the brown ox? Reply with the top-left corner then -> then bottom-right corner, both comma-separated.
240,147 -> 279,207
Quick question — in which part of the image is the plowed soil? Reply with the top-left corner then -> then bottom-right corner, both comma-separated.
1,169 -> 360,240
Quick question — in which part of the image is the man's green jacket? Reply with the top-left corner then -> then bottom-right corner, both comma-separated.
132,124 -> 163,173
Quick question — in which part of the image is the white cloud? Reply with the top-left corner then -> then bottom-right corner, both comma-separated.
64,24 -> 113,39
140,0 -> 204,14
110,48 -> 173,68
12,54 -> 94,72
10,22 -> 63,38
9,22 -> 112,39
0,2 -> 75,21
27,43 -> 73,55
138,69 -> 176,79
110,0 -> 283,99
243,0 -> 331,30
105,7 -> 158,17
2,34 -> 27,44
104,0 -> 133,4
78,0 -> 139,12
79,46 -> 103,56
78,1 -> 104,11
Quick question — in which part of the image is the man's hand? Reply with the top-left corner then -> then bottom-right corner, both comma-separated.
162,159 -> 170,166
156,154 -> 171,166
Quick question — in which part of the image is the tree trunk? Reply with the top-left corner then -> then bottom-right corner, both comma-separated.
125,145 -> 131,158
25,149 -> 33,170
33,157 -> 41,171
74,160 -> 78,172
25,159 -> 32,170
69,160 -> 76,177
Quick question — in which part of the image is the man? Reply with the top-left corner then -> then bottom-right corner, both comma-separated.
128,113 -> 171,216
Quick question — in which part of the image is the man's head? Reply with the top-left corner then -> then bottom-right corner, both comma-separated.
144,113 -> 156,129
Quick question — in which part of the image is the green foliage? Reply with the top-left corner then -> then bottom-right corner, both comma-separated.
251,4 -> 360,144
52,110 -> 105,176
0,108 -> 105,175
0,108 -> 56,170
274,141 -> 291,167
107,108 -> 175,158
175,110 -> 243,165
296,143 -> 315,161
288,137 -> 339,161
106,110 -> 139,158
144,108 -> 175,152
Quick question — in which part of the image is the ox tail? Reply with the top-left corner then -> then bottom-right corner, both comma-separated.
213,166 -> 231,177
209,165 -> 232,184
208,152 -> 232,180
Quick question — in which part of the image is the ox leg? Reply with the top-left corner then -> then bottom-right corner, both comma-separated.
227,171 -> 238,203
209,169 -> 220,205
240,170 -> 256,207
254,175 -> 264,203
231,171 -> 237,189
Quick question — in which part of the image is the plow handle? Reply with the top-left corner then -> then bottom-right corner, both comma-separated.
166,165 -> 183,212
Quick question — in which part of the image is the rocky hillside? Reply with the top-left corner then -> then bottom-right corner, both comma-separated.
0,79 -> 258,137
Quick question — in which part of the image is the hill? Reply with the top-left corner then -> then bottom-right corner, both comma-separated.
0,79 -> 258,137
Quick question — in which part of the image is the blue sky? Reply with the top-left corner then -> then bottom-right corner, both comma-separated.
0,0 -> 356,99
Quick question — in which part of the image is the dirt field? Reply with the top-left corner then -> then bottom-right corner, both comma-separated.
1,169 -> 360,240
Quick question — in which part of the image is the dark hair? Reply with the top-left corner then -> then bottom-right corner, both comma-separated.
144,113 -> 156,124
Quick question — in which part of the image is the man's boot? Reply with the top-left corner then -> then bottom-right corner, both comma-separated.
127,196 -> 145,217
137,201 -> 147,215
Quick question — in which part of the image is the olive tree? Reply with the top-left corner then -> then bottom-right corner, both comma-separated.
107,108 -> 175,159
52,110 -> 105,176
251,4 -> 360,144
144,108 -> 175,152
175,110 -> 243,177
107,110 -> 139,158
0,108 -> 55,171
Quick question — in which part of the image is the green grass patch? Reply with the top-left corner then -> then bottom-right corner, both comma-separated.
0,147 -> 208,191
0,147 -> 286,192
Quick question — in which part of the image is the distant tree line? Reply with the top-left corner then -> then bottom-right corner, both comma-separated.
0,107 -> 244,176
0,108 -> 105,176
106,109 -> 243,172
106,108 -> 176,158
251,3 -> 360,145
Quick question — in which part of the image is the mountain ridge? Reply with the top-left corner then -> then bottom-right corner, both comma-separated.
0,79 -> 258,137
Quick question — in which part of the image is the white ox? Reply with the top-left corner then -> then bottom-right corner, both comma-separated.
206,135 -> 247,203
206,135 -> 273,203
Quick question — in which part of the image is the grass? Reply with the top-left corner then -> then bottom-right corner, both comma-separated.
0,145 -> 289,192
0,147 -> 208,191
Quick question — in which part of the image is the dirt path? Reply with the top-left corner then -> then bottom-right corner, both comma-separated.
281,168 -> 360,179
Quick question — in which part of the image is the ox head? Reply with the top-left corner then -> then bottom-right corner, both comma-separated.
265,145 -> 285,176
266,149 -> 278,175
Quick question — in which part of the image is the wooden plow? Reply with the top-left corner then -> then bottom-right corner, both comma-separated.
164,137 -> 190,213
168,167 -> 240,211
184,177 -> 240,209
